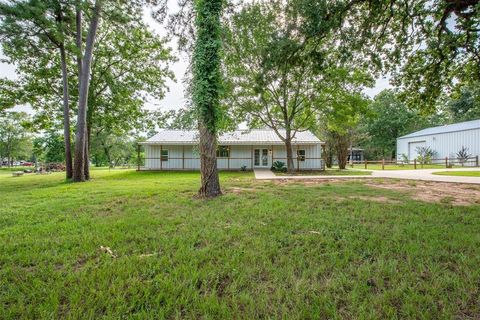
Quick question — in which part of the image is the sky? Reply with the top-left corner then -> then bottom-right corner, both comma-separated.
0,8 -> 391,116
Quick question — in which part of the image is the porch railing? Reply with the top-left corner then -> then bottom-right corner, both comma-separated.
137,156 -> 325,171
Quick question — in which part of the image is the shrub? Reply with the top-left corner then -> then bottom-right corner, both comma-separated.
456,146 -> 471,166
240,165 -> 247,171
271,161 -> 287,172
416,146 -> 437,165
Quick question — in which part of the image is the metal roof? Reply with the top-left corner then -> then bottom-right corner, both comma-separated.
140,129 -> 324,145
398,119 -> 480,139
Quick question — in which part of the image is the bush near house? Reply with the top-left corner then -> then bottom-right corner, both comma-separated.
271,161 -> 287,172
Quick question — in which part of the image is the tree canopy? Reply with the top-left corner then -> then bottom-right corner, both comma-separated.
223,0 -> 373,170
0,0 -> 175,179
447,83 -> 480,122
359,90 -> 418,159
292,0 -> 479,110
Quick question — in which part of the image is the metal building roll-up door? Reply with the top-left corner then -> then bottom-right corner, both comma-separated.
408,141 -> 426,160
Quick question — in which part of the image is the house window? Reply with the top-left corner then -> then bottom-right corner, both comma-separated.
216,146 -> 230,158
297,149 -> 306,161
161,149 -> 168,161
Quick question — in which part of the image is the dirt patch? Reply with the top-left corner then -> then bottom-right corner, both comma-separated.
365,180 -> 480,206
268,178 -> 480,206
73,255 -> 89,272
229,187 -> 257,194
271,178 -> 364,186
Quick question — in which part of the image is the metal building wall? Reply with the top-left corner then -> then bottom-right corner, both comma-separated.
397,128 -> 480,160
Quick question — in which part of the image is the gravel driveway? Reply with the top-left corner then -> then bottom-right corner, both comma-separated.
255,168 -> 480,184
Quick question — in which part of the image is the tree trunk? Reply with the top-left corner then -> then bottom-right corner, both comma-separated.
325,145 -> 333,168
84,125 -> 90,179
103,145 -> 112,168
75,0 -> 83,76
335,133 -> 349,169
59,43 -> 73,179
193,0 -> 223,197
73,0 -> 101,182
77,2 -> 91,180
198,123 -> 222,197
284,138 -> 295,173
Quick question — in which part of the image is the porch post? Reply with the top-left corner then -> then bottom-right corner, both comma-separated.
296,145 -> 299,172
137,144 -> 140,171
271,145 -> 274,164
228,146 -> 230,170
251,146 -> 253,170
160,145 -> 163,170
182,145 -> 185,170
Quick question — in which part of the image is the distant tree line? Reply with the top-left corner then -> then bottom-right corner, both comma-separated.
357,84 -> 480,161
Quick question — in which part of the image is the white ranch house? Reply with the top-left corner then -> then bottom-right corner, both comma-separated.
397,119 -> 480,162
139,129 -> 325,171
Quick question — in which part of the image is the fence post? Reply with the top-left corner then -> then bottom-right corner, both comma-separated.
445,157 -> 448,168
414,158 -> 417,169
476,155 -> 479,167
137,144 -> 140,171
382,159 -> 385,170
364,159 -> 367,170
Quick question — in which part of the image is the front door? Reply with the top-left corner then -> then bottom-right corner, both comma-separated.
254,148 -> 269,167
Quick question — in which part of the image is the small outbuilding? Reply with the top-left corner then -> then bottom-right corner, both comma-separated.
139,129 -> 325,171
396,119 -> 480,161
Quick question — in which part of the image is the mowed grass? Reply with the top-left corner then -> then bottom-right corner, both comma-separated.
1,169 -> 480,319
275,169 -> 371,176
433,170 -> 480,177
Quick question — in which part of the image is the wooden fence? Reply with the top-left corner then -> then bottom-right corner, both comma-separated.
351,156 -> 480,170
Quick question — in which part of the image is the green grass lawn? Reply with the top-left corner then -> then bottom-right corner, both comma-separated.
351,163 -> 447,170
432,170 -> 480,177
1,169 -> 480,318
275,169 -> 371,176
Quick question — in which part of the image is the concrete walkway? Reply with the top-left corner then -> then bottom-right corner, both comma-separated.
253,169 -> 372,180
254,168 -> 480,184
